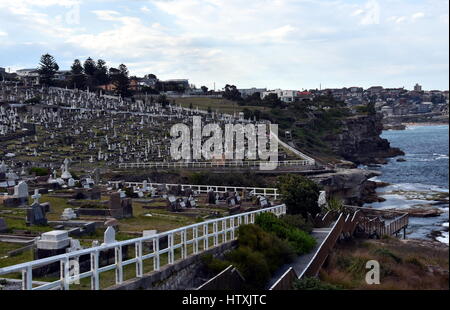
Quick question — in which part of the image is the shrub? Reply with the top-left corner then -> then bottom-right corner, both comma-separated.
280,214 -> 313,233
294,277 -> 341,290
277,174 -> 321,217
374,248 -> 403,264
29,167 -> 50,176
225,246 -> 271,289
325,196 -> 344,213
201,254 -> 232,274
236,224 -> 295,271
255,213 -> 316,254
202,224 -> 297,290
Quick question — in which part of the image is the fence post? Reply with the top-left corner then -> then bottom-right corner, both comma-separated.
115,245 -> 123,284
60,257 -> 70,290
153,237 -> 160,271
136,241 -> 143,278
22,265 -> 33,290
90,250 -> 100,290
168,233 -> 174,264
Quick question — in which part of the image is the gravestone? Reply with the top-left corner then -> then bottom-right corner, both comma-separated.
227,197 -> 236,207
0,218 -> 7,233
34,230 -> 72,276
37,230 -> 71,251
103,226 -> 116,245
66,239 -> 82,253
13,181 -> 29,204
167,195 -> 178,211
67,178 -> 75,187
26,203 -> 48,226
207,190 -> 216,204
61,208 -> 77,220
187,196 -> 197,208
109,193 -> 133,218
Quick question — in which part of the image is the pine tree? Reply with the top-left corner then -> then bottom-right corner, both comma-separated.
111,64 -> 131,97
94,59 -> 109,86
38,54 -> 59,86
70,59 -> 86,90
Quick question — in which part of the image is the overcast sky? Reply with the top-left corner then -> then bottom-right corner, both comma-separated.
0,0 -> 448,90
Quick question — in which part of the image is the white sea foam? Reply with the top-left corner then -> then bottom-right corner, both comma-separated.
381,182 -> 448,193
436,231 -> 449,245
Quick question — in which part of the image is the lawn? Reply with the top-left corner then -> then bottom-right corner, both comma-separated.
173,97 -> 269,114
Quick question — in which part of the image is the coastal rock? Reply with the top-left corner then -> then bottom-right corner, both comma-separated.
386,206 -> 443,217
311,168 -> 381,206
396,158 -> 407,162
322,114 -> 404,165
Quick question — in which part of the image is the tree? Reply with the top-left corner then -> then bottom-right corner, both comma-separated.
38,54 -> 59,86
277,174 -> 322,218
263,93 -> 282,107
223,84 -> 242,101
201,86 -> 209,93
111,64 -> 131,97
94,59 -> 109,86
83,57 -> 96,76
70,59 -> 86,89
146,74 -> 157,79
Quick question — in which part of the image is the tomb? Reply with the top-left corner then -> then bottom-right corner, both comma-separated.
109,192 -> 133,219
0,218 -> 7,233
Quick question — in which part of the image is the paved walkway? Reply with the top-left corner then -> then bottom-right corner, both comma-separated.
266,227 -> 332,289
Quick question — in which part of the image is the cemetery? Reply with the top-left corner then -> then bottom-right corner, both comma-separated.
0,84 -> 327,291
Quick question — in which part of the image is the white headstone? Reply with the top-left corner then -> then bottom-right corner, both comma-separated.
61,208 -> 77,220
67,178 -> 75,187
37,230 -> 70,250
14,181 -> 28,198
31,189 -> 41,205
103,226 -> 116,245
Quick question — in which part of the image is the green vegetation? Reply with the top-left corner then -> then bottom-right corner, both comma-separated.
294,277 -> 341,290
29,167 -> 50,176
277,174 -> 322,218
324,196 -> 345,213
187,171 -> 269,187
319,238 -> 449,289
202,213 -> 316,289
279,214 -> 314,234
173,97 -> 268,114
203,224 -> 295,289
255,213 -> 316,254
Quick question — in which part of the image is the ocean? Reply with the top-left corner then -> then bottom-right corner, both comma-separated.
363,124 -> 449,244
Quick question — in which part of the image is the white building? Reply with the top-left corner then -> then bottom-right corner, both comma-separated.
16,68 -> 40,85
261,89 -> 300,103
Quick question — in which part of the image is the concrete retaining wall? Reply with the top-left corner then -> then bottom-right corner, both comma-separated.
106,241 -> 237,290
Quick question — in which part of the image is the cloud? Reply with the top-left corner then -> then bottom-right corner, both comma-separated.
0,0 -> 448,90
412,12 -> 425,20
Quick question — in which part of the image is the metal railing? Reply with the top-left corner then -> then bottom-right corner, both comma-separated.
299,213 -> 346,279
0,204 -> 286,290
118,160 -> 314,169
108,181 -> 280,199
271,132 -> 316,165
269,267 -> 298,290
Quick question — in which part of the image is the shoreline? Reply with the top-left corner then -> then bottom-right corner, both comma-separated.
402,122 -> 449,127
365,125 -> 449,245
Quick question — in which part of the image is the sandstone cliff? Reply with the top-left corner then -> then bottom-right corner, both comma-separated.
322,113 -> 404,165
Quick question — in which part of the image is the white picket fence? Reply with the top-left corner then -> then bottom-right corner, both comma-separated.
0,204 -> 286,290
118,160 -> 314,169
108,181 -> 281,200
